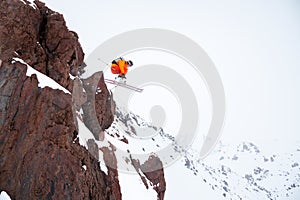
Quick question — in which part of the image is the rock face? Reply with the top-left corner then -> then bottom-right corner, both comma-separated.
0,0 -> 119,199
0,0 -> 83,91
79,71 -> 115,141
0,1 -> 167,200
141,156 -> 166,200
130,155 -> 166,200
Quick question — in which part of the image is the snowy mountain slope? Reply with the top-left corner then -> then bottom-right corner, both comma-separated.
83,102 -> 300,199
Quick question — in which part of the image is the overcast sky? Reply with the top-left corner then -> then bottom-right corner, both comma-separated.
42,0 -> 300,144
40,1 -> 300,199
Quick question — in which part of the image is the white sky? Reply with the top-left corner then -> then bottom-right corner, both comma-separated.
39,1 -> 300,199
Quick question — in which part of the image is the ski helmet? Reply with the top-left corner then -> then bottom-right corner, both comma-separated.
128,60 -> 133,66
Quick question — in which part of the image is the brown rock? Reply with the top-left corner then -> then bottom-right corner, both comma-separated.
0,1 -> 119,200
129,154 -> 166,200
0,55 -> 119,200
0,0 -> 84,91
101,143 -> 122,200
141,155 -> 166,200
0,61 -> 107,199
81,71 -> 115,140
72,78 -> 87,110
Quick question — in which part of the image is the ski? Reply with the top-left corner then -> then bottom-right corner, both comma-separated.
104,79 -> 143,93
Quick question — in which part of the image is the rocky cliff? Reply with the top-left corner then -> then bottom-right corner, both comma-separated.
0,1 -> 167,200
0,0 -> 119,199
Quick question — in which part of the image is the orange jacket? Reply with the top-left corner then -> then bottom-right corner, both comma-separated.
111,59 -> 128,75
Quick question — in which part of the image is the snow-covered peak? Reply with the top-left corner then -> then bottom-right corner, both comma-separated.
12,58 -> 71,94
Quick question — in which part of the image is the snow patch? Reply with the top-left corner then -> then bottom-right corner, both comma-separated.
77,117 -> 93,149
14,51 -> 20,56
76,108 -> 84,117
69,73 -> 76,80
99,163 -> 108,175
82,86 -> 87,95
19,0 -> 26,5
0,191 -> 11,200
76,116 -> 110,175
19,0 -> 37,9
50,13 -> 58,16
73,136 -> 78,144
12,58 -> 71,94
27,0 -> 37,9
119,173 -> 157,200
96,87 -> 102,94
82,165 -> 87,171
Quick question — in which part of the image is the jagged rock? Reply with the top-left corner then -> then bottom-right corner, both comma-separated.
0,61 -> 109,199
72,78 -> 87,110
0,1 -> 119,199
141,156 -> 166,200
130,155 -> 166,200
80,71 -> 115,141
101,143 -> 122,200
0,0 -> 84,91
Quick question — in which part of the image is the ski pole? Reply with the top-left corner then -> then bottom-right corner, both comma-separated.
97,58 -> 110,66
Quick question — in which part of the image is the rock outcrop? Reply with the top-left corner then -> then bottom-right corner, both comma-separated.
130,155 -> 166,200
79,71 -> 115,141
0,0 -> 118,199
0,0 -> 83,91
141,156 -> 166,200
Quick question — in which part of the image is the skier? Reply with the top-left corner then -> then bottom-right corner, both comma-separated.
103,57 -> 142,92
110,57 -> 133,79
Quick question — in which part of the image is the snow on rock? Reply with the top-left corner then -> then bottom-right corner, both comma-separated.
69,73 -> 76,80
177,141 -> 300,199
19,0 -> 37,9
0,191 -> 11,200
19,0 -> 26,5
106,103 -> 300,199
75,115 -> 109,176
99,163 -> 108,175
12,58 -> 71,94
82,165 -> 87,171
76,116 -> 109,176
27,0 -> 37,9
96,87 -> 102,94
104,106 -> 167,199
77,116 -> 97,149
